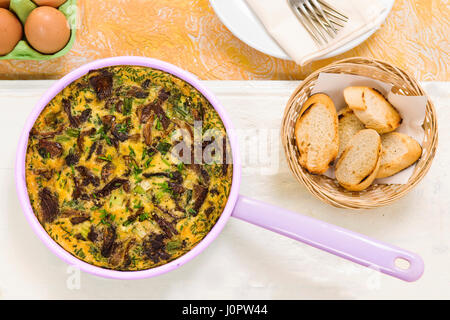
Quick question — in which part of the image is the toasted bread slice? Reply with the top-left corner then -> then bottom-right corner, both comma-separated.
344,86 -> 402,134
295,93 -> 339,174
335,129 -> 382,191
337,107 -> 365,159
376,132 -> 422,178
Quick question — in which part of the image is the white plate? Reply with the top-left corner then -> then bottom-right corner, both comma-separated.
210,0 -> 394,61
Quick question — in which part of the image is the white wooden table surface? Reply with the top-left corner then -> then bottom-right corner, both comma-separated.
0,81 -> 449,300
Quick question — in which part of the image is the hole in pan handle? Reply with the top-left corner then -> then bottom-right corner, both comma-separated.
231,195 -> 424,282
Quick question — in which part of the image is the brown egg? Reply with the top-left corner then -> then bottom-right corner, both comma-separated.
0,0 -> 10,9
33,0 -> 67,7
25,6 -> 70,54
0,8 -> 23,55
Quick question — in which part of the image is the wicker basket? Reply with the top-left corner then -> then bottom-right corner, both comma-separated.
281,57 -> 438,209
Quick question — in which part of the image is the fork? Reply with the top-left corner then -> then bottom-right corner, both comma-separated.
288,0 -> 349,46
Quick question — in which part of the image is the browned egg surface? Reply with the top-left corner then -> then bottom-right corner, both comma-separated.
26,66 -> 233,270
24,6 -> 70,54
0,0 -> 10,9
33,0 -> 67,7
0,8 -> 22,55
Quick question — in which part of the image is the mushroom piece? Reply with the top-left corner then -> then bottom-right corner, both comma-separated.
109,239 -> 136,268
38,139 -> 63,158
65,152 -> 79,166
152,213 -> 178,238
93,178 -> 129,198
89,70 -> 113,101
138,89 -> 170,129
142,114 -> 154,146
63,98 -> 80,128
38,188 -> 60,223
77,128 -> 96,153
143,233 -> 170,264
100,225 -> 117,258
61,209 -> 90,225
127,86 -> 149,99
76,166 -> 100,187
192,184 -> 208,215
111,121 -> 129,142
34,169 -> 54,180
86,141 -> 98,161
101,162 -> 115,182
30,126 -> 64,139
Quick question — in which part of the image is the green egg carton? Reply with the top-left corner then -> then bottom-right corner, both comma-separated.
0,0 -> 77,60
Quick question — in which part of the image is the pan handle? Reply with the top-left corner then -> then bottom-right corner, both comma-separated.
231,195 -> 424,282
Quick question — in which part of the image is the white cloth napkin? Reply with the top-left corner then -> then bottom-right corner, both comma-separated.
245,0 -> 388,65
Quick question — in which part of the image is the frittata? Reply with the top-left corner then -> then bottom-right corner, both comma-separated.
25,66 -> 232,271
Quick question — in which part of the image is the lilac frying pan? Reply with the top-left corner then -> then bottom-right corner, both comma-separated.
15,57 -> 424,281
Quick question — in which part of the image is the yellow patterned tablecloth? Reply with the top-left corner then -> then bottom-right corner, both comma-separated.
0,0 -> 448,80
